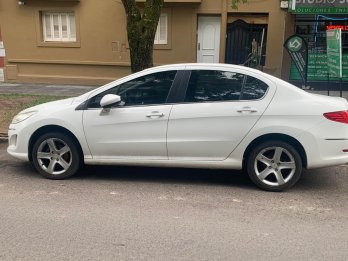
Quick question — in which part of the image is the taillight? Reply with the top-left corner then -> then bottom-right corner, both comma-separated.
324,111 -> 348,124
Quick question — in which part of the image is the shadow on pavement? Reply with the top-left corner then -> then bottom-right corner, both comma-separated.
75,165 -> 254,189
294,167 -> 343,192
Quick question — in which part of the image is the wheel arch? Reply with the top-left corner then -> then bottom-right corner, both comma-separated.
28,125 -> 84,163
243,133 -> 308,168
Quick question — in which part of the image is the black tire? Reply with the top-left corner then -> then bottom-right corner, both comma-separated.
246,140 -> 302,192
31,132 -> 81,179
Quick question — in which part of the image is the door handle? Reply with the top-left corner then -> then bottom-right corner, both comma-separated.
146,111 -> 165,118
198,43 -> 200,51
237,107 -> 258,113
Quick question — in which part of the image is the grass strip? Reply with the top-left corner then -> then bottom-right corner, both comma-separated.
0,94 -> 68,132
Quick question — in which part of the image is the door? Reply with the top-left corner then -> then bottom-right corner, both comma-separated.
197,16 -> 221,63
167,68 -> 275,161
225,19 -> 267,66
83,70 -> 177,160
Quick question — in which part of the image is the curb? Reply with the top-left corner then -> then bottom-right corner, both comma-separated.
0,133 -> 8,143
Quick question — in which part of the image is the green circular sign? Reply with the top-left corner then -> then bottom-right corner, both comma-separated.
287,37 -> 303,52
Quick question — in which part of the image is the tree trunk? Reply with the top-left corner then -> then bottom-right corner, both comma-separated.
121,0 -> 164,73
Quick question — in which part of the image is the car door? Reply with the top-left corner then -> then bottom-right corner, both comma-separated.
167,68 -> 276,161
83,70 -> 177,160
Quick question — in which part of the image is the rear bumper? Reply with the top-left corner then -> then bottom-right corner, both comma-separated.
306,138 -> 348,169
297,119 -> 348,168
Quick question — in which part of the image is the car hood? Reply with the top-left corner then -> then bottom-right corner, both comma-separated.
20,97 -> 76,114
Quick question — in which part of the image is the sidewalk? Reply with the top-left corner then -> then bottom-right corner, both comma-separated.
0,82 -> 98,97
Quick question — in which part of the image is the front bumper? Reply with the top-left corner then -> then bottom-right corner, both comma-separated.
7,124 -> 30,161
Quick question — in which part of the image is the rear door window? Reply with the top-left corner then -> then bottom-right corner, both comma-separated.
184,70 -> 268,102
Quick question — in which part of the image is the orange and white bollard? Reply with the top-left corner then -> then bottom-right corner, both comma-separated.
0,27 -> 5,82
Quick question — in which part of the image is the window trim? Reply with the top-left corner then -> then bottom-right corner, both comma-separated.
42,12 -> 76,42
154,14 -> 168,45
36,10 -> 81,48
153,9 -> 172,50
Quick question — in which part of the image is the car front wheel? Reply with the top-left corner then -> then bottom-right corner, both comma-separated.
246,141 -> 302,191
32,132 -> 81,179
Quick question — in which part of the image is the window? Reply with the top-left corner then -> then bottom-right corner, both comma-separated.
241,75 -> 268,100
154,14 -> 167,45
185,70 -> 268,102
42,12 -> 76,42
89,71 -> 177,108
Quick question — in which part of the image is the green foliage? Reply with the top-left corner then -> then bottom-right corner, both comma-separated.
231,0 -> 248,9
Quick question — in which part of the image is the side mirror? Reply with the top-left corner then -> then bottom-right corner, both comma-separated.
100,94 -> 121,108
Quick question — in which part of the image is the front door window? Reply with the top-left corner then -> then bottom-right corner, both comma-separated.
88,70 -> 177,108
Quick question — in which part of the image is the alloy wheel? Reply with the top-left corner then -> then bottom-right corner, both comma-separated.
36,138 -> 72,175
254,146 -> 296,186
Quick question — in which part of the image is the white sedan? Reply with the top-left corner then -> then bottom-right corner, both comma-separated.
7,64 -> 348,191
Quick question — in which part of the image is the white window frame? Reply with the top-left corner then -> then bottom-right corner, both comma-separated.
42,12 -> 76,42
154,14 -> 168,45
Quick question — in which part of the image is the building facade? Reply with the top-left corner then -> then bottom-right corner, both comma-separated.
0,0 -> 293,85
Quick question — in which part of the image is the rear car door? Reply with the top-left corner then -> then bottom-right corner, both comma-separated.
167,67 -> 276,161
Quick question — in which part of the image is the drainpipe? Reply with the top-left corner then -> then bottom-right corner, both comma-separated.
220,0 -> 228,63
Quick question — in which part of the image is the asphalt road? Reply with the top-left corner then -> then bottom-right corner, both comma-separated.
0,142 -> 347,261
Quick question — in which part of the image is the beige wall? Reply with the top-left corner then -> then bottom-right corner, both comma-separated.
0,0 -> 292,85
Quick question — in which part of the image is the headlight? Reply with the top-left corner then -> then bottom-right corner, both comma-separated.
11,111 -> 37,124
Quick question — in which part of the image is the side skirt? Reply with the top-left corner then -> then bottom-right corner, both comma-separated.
84,158 -> 242,170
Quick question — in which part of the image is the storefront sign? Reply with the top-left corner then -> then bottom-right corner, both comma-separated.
289,0 -> 348,14
326,25 -> 348,31
284,35 -> 308,85
327,29 -> 342,78
290,53 -> 348,81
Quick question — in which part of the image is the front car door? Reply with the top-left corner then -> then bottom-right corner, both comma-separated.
167,65 -> 276,161
83,70 -> 178,160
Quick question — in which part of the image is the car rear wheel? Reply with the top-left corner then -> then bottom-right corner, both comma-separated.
246,141 -> 302,191
32,132 -> 81,179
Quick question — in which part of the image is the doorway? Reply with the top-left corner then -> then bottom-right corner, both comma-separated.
197,16 -> 221,63
225,19 -> 267,67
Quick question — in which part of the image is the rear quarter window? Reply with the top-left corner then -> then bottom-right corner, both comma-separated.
241,75 -> 269,100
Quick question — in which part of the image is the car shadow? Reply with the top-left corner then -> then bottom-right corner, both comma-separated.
292,167 -> 343,192
75,164 -> 344,192
74,165 -> 254,189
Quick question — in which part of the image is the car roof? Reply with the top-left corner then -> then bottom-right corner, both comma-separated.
143,63 -> 280,82
144,63 -> 257,72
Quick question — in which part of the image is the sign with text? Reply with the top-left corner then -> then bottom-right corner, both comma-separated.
284,35 -> 308,85
289,0 -> 348,14
290,53 -> 348,81
327,29 -> 342,78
